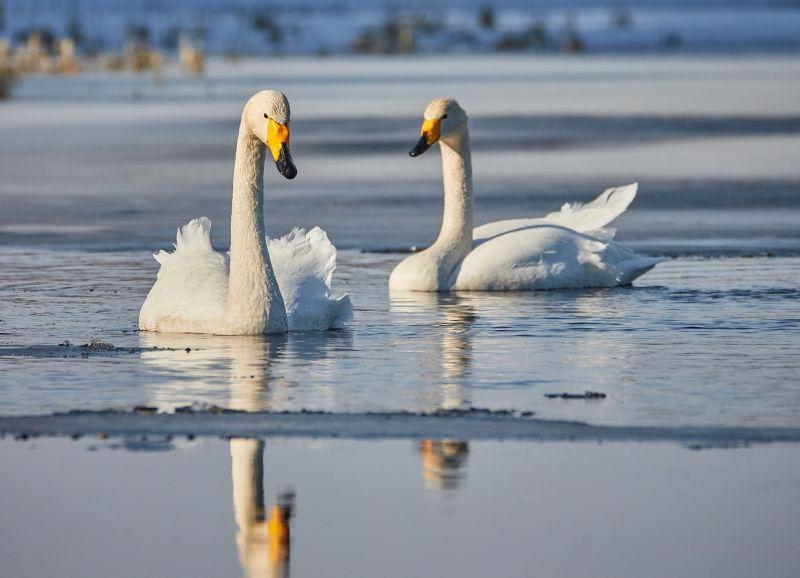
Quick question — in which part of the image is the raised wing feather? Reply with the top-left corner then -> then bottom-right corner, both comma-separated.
139,217 -> 229,331
473,183 -> 638,242
268,226 -> 353,331
140,220 -> 351,333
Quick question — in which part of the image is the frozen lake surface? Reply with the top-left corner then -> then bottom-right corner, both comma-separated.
0,55 -> 799,428
2,437 -> 799,578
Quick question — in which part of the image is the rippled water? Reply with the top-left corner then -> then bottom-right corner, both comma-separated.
1,248 -> 797,426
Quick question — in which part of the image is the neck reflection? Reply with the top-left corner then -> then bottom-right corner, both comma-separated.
391,293 -> 475,492
139,333 -> 295,578
223,335 -> 292,578
231,440 -> 293,578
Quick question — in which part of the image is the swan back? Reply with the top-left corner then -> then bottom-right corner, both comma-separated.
456,224 -> 663,291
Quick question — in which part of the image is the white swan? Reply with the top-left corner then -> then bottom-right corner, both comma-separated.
139,90 -> 351,334
389,98 -> 664,292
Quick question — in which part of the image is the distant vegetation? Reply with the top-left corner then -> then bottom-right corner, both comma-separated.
0,1 -> 729,96
0,5 -> 641,62
0,63 -> 14,100
0,24 -> 207,99
349,8 -> 590,54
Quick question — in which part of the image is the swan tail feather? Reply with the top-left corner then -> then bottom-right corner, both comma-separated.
268,226 -> 337,290
153,217 -> 214,266
330,294 -> 354,329
153,250 -> 170,265
175,217 -> 214,253
615,255 -> 666,285
140,217 -> 228,330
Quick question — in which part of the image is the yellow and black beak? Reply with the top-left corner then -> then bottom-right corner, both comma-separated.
267,118 -> 297,179
409,118 -> 441,157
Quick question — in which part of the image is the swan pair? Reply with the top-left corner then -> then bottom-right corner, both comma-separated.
139,90 -> 662,335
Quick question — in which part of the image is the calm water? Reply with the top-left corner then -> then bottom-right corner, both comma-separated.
1,56 -> 799,427
2,437 -> 799,578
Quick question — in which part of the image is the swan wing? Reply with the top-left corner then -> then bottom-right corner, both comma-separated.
454,224 -> 662,291
267,226 -> 352,331
473,183 -> 638,242
139,217 -> 229,331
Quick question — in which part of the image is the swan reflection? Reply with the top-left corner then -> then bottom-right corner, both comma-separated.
232,439 -> 293,578
419,439 -> 470,491
225,337 -> 294,578
139,333 -> 313,578
390,292 -> 475,411
138,333 -> 285,410
391,293 -> 474,491
138,330 -> 351,411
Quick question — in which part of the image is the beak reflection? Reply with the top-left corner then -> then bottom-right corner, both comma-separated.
419,439 -> 470,491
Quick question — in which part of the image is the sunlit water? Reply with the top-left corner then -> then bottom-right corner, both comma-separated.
1,248 -> 798,426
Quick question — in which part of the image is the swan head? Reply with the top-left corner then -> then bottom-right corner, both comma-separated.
244,90 -> 297,179
409,97 -> 468,157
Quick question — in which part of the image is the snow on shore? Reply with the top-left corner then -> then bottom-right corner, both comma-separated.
3,1 -> 800,55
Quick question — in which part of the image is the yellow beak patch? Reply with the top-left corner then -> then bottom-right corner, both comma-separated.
267,118 -> 290,162
421,118 -> 441,145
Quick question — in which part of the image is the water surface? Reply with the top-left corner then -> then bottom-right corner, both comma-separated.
1,249 -> 797,426
1,56 -> 799,427
2,437 -> 799,578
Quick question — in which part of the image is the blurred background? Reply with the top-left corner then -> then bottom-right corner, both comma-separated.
0,0 -> 798,254
2,0 -> 800,60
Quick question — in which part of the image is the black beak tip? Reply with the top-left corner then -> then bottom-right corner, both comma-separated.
409,134 -> 430,158
276,145 -> 297,179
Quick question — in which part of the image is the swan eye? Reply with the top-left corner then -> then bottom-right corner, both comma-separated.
442,114 -> 448,119
264,113 -> 269,119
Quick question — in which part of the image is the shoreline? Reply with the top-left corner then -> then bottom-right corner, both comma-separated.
4,409 -> 800,446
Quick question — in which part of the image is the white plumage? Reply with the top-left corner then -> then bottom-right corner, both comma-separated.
139,218 -> 351,333
390,98 -> 663,292
267,225 -> 351,331
457,184 -> 663,291
139,90 -> 351,334
472,183 -> 637,242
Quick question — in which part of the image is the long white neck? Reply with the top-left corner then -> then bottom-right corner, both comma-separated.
221,119 -> 287,334
432,131 -> 474,274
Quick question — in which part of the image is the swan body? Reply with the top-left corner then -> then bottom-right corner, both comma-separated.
139,90 -> 351,334
390,98 -> 663,292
